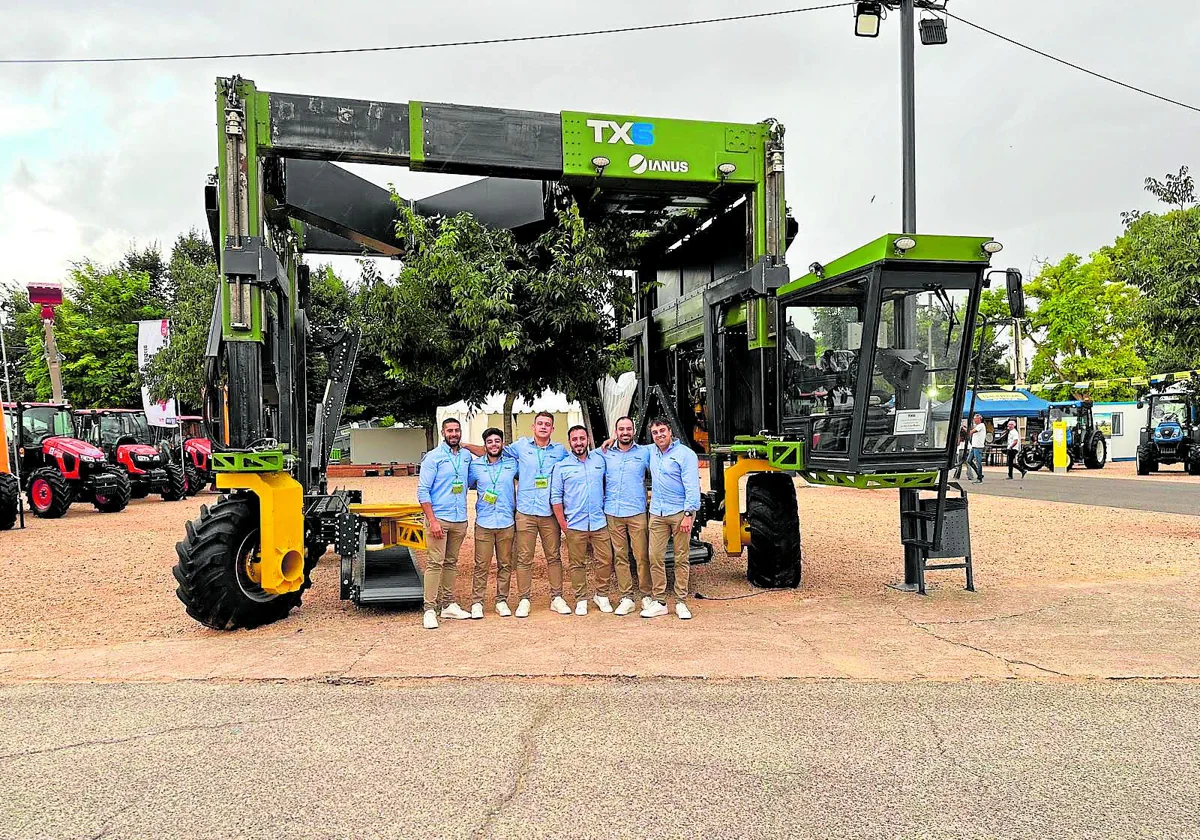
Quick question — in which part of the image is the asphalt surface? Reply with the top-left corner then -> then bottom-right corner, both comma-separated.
3,679 -> 1198,840
962,471 -> 1200,515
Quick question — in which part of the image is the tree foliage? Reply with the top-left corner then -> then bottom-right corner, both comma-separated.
1023,252 -> 1146,401
0,285 -> 37,402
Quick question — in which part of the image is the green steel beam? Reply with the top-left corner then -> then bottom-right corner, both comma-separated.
213,449 -> 287,473
778,234 -> 996,296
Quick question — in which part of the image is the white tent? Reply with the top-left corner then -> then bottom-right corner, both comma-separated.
437,391 -> 585,445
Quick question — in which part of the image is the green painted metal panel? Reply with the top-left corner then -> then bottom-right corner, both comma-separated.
777,234 -> 996,297
747,297 -> 774,350
798,470 -> 940,489
560,111 -> 766,186
213,449 -> 287,473
409,101 -> 425,167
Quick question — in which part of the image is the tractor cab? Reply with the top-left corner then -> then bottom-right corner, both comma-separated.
777,235 -> 991,476
1136,389 -> 1200,474
1032,400 -> 1107,470
74,409 -> 186,502
157,415 -> 213,494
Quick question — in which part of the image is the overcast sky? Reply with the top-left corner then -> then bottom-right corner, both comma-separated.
2,0 -> 1198,289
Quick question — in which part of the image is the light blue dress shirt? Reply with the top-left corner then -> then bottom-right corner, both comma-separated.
550,451 -> 608,531
417,443 -> 472,522
505,437 -> 570,517
468,454 -> 518,529
649,439 -> 701,516
602,443 -> 651,517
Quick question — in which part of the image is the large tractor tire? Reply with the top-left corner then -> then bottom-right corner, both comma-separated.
173,493 -> 315,630
1084,434 -> 1107,469
161,463 -> 187,501
1135,444 -> 1156,475
0,472 -> 18,530
1017,447 -> 1041,472
745,472 -> 802,588
27,468 -> 72,519
93,471 -> 132,513
184,463 -> 204,497
1187,447 -> 1200,476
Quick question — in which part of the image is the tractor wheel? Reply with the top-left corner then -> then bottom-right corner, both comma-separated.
93,471 -> 131,513
0,472 -> 18,530
1018,447 -> 1041,472
27,468 -> 72,519
161,463 -> 187,501
745,472 -> 802,588
1187,448 -> 1200,476
184,463 -> 204,497
172,493 -> 314,630
1084,434 -> 1107,469
1136,444 -> 1155,476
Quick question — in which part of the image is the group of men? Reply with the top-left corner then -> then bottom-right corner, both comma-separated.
416,410 -> 702,630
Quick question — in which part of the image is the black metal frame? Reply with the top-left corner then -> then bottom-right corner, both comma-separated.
775,260 -> 984,474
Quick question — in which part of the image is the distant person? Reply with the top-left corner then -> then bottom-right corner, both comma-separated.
969,413 -> 987,484
1005,419 -> 1027,480
954,420 -> 979,481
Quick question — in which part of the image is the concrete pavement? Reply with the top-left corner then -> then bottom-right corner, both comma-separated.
3,679 -> 1198,840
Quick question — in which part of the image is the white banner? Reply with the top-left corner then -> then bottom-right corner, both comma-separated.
137,319 -> 177,427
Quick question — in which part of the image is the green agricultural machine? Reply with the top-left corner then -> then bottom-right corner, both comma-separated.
174,76 -> 1016,629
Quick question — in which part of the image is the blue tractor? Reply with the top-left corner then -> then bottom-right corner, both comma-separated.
1136,389 -> 1200,475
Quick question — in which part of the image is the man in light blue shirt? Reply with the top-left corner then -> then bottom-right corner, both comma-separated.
465,411 -> 573,615
643,418 -> 702,620
467,427 -> 519,619
417,418 -> 474,629
551,425 -> 625,615
601,415 -> 651,616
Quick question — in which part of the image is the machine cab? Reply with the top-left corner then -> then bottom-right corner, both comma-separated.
776,235 -> 997,475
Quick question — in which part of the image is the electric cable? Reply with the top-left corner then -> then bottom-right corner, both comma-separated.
0,3 -> 855,65
694,589 -> 779,601
945,10 -> 1200,115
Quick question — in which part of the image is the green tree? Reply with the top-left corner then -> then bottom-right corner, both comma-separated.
0,285 -> 37,402
1107,166 -> 1199,374
24,261 -> 166,406
365,197 -> 626,442
1023,252 -> 1146,401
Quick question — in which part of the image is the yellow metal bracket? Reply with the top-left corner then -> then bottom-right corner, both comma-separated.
722,457 -> 777,555
216,470 -> 306,595
349,502 -> 428,550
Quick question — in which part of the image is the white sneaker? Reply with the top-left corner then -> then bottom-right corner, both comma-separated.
593,595 -> 613,613
495,601 -> 512,617
614,598 -> 636,616
470,603 -> 484,620
441,603 -> 471,620
515,599 -> 531,618
423,610 -> 439,630
640,601 -> 669,618
675,601 -> 692,620
550,596 -> 572,615
575,600 -> 588,616
641,596 -> 653,611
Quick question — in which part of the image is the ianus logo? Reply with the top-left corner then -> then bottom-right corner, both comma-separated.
586,119 -> 654,145
628,153 -> 689,175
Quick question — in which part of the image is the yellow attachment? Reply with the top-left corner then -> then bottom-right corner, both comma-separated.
217,470 -> 306,596
349,502 -> 427,550
0,407 -> 10,476
1052,419 -> 1070,470
721,457 -> 777,555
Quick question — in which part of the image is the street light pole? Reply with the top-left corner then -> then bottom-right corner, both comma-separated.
900,0 -> 917,234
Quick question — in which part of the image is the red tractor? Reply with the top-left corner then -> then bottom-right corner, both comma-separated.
2,401 -> 132,518
75,408 -> 188,502
155,415 -> 214,496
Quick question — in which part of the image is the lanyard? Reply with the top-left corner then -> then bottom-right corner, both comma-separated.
535,443 -> 549,474
485,458 -> 504,488
448,448 -> 463,480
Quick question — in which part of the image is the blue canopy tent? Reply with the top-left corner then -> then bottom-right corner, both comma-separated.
933,388 -> 1052,420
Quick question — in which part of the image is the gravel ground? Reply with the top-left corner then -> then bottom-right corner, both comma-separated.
3,679 -> 1199,840
4,472 -> 1195,662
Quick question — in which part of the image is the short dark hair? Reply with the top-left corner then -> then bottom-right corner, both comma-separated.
567,424 -> 587,437
615,415 -> 635,428
482,427 -> 504,441
649,417 -> 672,430
441,417 -> 461,430
534,410 -> 555,424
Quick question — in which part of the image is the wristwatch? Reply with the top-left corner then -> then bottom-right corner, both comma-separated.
682,510 -> 695,517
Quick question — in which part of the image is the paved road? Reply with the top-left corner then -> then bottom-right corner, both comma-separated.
3,679 -> 1198,839
963,471 -> 1200,515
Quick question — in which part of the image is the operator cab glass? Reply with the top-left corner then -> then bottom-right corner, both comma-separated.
96,413 -> 150,446
779,266 -> 982,473
17,407 -> 75,446
1150,396 -> 1192,425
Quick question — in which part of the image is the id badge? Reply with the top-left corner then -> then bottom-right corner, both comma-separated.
534,474 -> 549,490
483,489 -> 499,504
451,479 -> 465,495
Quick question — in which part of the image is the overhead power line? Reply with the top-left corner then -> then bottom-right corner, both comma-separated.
0,3 -> 855,65
946,10 -> 1200,115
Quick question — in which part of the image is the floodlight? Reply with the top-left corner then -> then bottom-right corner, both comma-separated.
894,236 -> 917,253
919,16 -> 948,45
855,1 -> 883,37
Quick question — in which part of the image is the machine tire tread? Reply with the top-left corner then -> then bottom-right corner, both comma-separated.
27,468 -> 72,519
0,472 -> 18,530
93,470 -> 131,513
746,471 -> 801,588
161,463 -> 187,501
